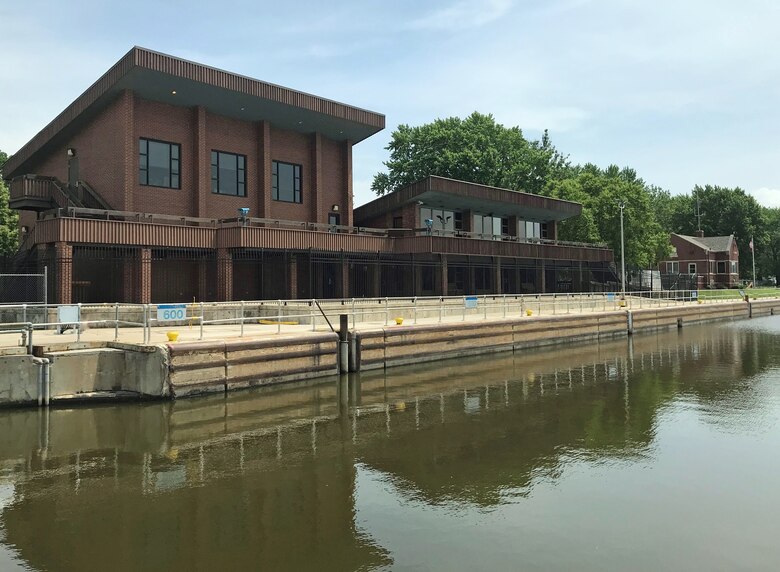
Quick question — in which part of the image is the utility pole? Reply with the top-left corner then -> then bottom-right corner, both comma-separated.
751,235 -> 756,287
695,196 -> 702,231
619,202 -> 626,298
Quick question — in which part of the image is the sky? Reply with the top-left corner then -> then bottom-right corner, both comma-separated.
1,0 -> 779,209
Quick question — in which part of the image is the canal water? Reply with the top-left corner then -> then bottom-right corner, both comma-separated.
1,318 -> 780,571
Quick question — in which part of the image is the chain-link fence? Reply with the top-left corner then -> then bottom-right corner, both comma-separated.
0,270 -> 48,304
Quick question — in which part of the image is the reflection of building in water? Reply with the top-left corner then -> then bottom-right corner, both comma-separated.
0,324 -> 773,570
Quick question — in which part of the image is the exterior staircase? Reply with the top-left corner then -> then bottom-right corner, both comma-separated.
9,175 -> 112,212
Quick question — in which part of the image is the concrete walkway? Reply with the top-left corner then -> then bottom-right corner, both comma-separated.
0,297 -> 702,349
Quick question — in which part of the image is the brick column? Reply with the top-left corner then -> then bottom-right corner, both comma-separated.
370,263 -> 381,297
288,255 -> 298,299
194,106 -> 208,217
344,140 -> 353,227
55,242 -> 73,304
440,254 -> 448,296
197,259 -> 208,302
341,259 -> 350,299
494,258 -> 502,294
138,248 -> 152,304
122,256 -> 135,302
217,249 -> 233,302
536,260 -> 546,294
311,133 -> 322,224
258,120 -> 271,218
121,90 -> 135,211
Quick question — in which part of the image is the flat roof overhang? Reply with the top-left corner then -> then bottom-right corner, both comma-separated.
5,47 -> 385,178
354,176 -> 582,224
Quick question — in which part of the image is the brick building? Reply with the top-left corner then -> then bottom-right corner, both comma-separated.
658,231 -> 740,289
4,47 -> 613,304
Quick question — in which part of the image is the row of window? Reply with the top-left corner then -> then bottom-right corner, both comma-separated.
666,261 -> 738,274
419,207 -> 548,238
138,138 -> 302,203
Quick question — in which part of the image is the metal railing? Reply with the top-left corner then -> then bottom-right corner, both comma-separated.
1,289 -> 773,347
37,207 -> 611,250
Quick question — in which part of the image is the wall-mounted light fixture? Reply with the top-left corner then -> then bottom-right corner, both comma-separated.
20,226 -> 29,234
66,148 -> 76,157
331,204 -> 339,212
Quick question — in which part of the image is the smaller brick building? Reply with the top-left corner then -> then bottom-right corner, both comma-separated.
659,231 -> 740,288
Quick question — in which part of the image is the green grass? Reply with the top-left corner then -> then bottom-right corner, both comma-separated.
698,287 -> 780,300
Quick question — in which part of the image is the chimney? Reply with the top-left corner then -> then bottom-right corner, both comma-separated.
696,229 -> 705,238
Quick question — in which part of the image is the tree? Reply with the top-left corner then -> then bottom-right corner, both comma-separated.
371,112 -> 569,195
759,207 -> 780,284
0,150 -> 19,256
546,164 -> 671,268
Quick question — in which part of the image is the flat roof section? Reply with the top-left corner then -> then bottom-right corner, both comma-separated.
5,47 -> 385,178
354,176 -> 583,224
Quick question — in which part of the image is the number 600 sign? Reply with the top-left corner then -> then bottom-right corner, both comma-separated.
157,304 -> 187,321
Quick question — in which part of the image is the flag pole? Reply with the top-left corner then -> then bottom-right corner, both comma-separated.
751,235 -> 756,288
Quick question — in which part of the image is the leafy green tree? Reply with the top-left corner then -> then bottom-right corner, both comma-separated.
546,164 -> 671,267
759,207 -> 780,284
371,112 -> 569,195
0,150 -> 19,255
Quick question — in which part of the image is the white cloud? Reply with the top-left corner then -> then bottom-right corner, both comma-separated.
406,0 -> 512,31
748,188 -> 780,209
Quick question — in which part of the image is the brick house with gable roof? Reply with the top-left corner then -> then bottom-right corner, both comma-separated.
658,231 -> 740,288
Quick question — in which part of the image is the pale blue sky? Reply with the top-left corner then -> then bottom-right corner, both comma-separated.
2,0 -> 779,207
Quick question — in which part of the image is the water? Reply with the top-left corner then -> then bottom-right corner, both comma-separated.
1,319 -> 780,571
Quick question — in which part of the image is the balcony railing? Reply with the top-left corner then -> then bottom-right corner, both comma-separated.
39,206 -> 611,252
9,175 -> 74,210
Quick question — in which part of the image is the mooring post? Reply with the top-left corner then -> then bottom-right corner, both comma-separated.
339,314 -> 349,374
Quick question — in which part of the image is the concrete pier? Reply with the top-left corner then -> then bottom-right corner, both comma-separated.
1,298 -> 778,407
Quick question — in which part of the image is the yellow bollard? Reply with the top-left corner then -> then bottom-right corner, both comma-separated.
526,309 -> 533,316
394,317 -> 404,325
166,331 -> 179,342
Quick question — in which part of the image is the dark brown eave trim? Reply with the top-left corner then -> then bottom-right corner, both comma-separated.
4,46 -> 385,178
354,176 -> 583,223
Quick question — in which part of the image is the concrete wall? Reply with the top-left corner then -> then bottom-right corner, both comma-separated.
41,344 -> 168,401
167,332 -> 339,398
0,354 -> 41,406
353,301 -> 767,371
354,311 -> 627,370
2,299 -> 779,407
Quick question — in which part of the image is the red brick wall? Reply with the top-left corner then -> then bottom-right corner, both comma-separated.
358,202 -> 418,229
268,126 -> 311,222
21,92 -> 352,224
204,112 -> 258,219
132,97 -> 196,216
320,137 -> 346,223
29,93 -> 126,210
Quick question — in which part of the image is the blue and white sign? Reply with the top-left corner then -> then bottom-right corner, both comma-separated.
157,304 -> 187,321
465,296 -> 478,309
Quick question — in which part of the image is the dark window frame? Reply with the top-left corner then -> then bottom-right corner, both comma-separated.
272,160 -> 302,203
139,137 -> 181,189
211,149 -> 247,197
717,261 -> 727,274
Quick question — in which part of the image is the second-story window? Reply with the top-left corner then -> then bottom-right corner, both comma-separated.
272,161 -> 302,203
139,138 -> 180,189
211,151 -> 246,197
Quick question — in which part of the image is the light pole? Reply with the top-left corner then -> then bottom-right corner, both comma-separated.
619,202 -> 626,298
